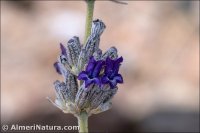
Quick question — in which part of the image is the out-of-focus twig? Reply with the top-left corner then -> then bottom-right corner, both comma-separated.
110,0 -> 128,5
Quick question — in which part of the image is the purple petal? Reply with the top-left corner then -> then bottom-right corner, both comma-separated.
78,71 -> 88,80
92,60 -> 104,77
115,56 -> 123,64
60,43 -> 67,55
113,56 -> 123,74
86,56 -> 96,72
101,76 -> 110,84
84,78 -> 101,88
110,80 -> 117,88
114,74 -> 123,83
93,78 -> 101,85
105,57 -> 114,75
54,62 -> 62,74
85,79 -> 93,88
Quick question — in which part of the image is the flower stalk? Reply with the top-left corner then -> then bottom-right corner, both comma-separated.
78,1 -> 95,132
84,0 -> 95,44
77,111 -> 88,133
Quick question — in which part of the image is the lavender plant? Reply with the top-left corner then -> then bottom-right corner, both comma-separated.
48,0 -> 125,132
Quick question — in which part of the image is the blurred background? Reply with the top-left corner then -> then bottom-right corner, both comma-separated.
1,1 -> 199,132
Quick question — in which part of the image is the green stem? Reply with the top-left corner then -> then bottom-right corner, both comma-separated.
84,0 -> 95,44
77,1 -> 94,132
78,111 -> 88,133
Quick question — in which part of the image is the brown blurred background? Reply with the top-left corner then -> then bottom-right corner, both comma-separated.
1,1 -> 199,132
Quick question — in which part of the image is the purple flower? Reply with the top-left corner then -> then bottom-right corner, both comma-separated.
78,56 -> 104,88
54,62 -> 62,74
102,57 -> 123,88
54,43 -> 68,75
60,43 -> 67,56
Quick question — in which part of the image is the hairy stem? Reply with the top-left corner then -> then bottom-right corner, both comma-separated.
78,111 -> 88,133
84,0 -> 95,44
77,1 -> 94,132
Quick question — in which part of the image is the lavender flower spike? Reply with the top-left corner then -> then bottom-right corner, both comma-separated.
49,19 -> 124,119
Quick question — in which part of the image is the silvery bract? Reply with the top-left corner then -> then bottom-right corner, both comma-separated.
48,19 -> 123,117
